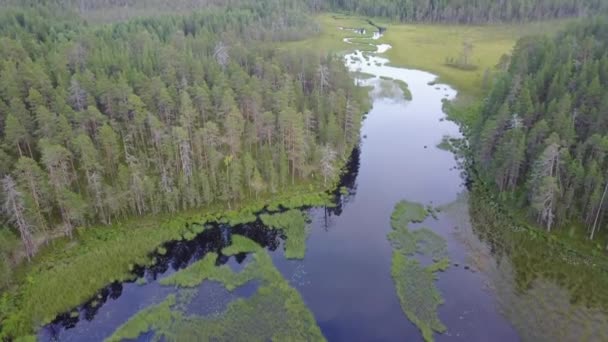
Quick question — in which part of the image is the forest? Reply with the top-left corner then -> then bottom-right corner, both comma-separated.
0,1 -> 366,267
2,0 -> 608,341
473,18 -> 608,241
323,0 -> 608,23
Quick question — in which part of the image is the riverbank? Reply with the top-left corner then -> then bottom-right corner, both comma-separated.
0,177 -> 341,339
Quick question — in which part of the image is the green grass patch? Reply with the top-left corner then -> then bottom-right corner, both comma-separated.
266,190 -> 334,211
391,201 -> 429,229
380,20 -> 572,97
283,13 -> 378,55
160,253 -> 248,290
391,253 -> 446,342
260,210 -> 309,259
388,200 -> 450,341
222,235 -> 263,256
107,248 -> 324,342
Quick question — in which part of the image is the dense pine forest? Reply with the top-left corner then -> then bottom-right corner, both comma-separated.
474,18 -> 608,241
324,0 -> 607,23
0,1 -> 366,266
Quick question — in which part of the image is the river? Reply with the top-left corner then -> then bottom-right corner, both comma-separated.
40,28 -> 608,342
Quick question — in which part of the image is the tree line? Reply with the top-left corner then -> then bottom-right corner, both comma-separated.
323,0 -> 607,23
0,2 -> 366,261
473,18 -> 608,241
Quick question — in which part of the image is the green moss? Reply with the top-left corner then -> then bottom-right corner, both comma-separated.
391,201 -> 429,229
387,228 -> 419,255
266,191 -> 334,211
105,294 -> 177,342
161,238 -> 278,291
222,235 -> 263,256
388,200 -> 450,341
107,249 -> 325,342
14,335 -> 37,342
391,253 -> 446,342
160,253 -> 247,291
260,210 -> 309,259
427,258 -> 451,273
414,228 -> 448,260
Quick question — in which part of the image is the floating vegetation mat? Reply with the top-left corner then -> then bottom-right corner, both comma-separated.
260,210 -> 309,259
388,200 -> 449,342
107,237 -> 324,341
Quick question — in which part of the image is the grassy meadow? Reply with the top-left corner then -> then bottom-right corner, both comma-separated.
290,14 -> 572,98
380,20 -> 572,97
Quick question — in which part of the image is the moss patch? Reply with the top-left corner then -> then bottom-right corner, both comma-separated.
107,247 -> 324,342
388,200 -> 450,342
1,184 -> 332,339
260,210 -> 309,259
391,253 -> 446,342
222,235 -> 263,256
391,201 -> 429,229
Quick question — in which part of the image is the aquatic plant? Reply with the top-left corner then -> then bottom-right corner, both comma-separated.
391,253 -> 446,342
390,201 -> 429,229
388,200 -> 449,341
414,228 -> 448,260
1,185 -> 333,338
222,235 -> 263,256
108,249 -> 325,342
260,210 -> 309,259
161,253 -> 251,291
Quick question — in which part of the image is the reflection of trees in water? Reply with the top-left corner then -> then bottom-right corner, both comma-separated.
46,222 -> 282,332
323,145 -> 361,230
46,146 -> 362,333
467,187 -> 608,340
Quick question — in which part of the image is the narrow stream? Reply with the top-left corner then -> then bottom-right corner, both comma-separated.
40,27 -> 608,342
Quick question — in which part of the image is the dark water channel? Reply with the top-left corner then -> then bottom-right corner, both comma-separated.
40,31 -> 608,342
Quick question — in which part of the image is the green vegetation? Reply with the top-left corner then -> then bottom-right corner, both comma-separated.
105,293 -> 177,342
468,183 -> 608,341
160,252 -> 252,290
284,14 -> 378,55
222,235 -> 263,256
0,1 -> 368,338
390,201 -> 428,228
108,246 -> 325,341
0,0 -> 364,266
387,200 -> 450,342
381,20 -> 571,97
391,253 -> 446,342
323,0 -> 604,23
0,186 -> 329,339
472,18 -> 608,246
260,210 -> 309,259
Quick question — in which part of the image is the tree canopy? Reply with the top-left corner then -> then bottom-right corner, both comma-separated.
0,1 -> 366,261
473,18 -> 608,240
